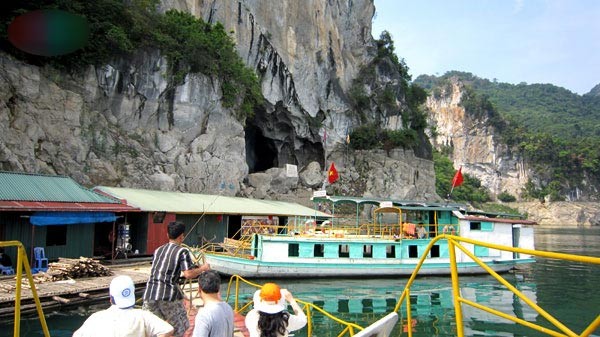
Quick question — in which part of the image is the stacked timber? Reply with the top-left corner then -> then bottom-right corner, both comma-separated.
30,257 -> 112,283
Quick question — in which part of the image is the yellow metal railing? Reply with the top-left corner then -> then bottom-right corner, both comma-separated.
0,241 -> 50,337
395,234 -> 600,337
223,274 -> 364,337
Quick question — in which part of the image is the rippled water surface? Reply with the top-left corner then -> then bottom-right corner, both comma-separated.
2,227 -> 599,337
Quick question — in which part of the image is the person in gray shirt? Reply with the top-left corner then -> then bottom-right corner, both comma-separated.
192,270 -> 234,337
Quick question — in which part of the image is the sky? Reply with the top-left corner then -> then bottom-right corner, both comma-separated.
371,0 -> 600,95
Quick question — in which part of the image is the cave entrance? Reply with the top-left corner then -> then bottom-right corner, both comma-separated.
245,124 -> 278,173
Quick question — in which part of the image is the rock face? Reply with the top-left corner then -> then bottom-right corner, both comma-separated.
425,79 -> 532,199
0,0 -> 440,202
510,202 -> 600,227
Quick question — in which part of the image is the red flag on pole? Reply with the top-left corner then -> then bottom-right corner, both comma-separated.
451,166 -> 464,189
328,162 -> 339,184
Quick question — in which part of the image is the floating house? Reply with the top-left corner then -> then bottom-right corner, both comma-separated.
0,171 -> 138,263
94,186 -> 332,254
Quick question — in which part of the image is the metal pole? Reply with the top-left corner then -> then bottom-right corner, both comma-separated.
448,238 -> 465,337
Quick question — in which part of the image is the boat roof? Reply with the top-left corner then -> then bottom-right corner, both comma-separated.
462,215 -> 537,225
312,195 -> 467,210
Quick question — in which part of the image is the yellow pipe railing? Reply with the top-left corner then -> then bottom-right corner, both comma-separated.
214,234 -> 599,337
223,274 -> 364,336
395,234 -> 600,337
0,240 -> 50,337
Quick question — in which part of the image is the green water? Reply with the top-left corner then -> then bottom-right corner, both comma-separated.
3,227 -> 599,337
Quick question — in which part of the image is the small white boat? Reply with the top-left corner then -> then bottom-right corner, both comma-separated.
202,196 -> 536,278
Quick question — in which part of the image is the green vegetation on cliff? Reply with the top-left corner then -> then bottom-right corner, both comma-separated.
348,31 -> 429,157
1,0 -> 262,120
416,72 -> 600,201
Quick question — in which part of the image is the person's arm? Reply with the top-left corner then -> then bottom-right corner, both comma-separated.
182,262 -> 210,279
281,289 -> 307,331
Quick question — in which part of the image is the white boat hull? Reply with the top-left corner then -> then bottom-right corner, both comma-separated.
204,254 -> 533,278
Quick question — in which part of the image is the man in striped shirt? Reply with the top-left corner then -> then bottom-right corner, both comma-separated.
143,221 -> 211,337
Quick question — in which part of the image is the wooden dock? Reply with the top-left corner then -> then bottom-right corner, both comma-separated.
0,262 -> 152,319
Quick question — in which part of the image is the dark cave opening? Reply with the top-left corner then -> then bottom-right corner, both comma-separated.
245,124 -> 278,173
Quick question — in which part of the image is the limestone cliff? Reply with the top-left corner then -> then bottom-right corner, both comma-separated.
425,78 -> 533,199
0,0 -> 438,203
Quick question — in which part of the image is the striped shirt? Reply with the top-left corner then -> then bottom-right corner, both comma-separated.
143,242 -> 195,302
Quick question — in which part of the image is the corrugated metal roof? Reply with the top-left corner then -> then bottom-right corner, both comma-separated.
95,186 -> 331,218
0,200 -> 138,212
0,171 -> 120,203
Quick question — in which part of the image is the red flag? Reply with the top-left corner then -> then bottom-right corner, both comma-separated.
327,162 -> 339,184
451,166 -> 464,189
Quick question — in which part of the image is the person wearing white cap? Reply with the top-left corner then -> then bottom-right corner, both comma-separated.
73,275 -> 174,337
245,283 -> 307,337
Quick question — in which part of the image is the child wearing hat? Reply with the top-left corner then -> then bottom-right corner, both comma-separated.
73,275 -> 173,337
245,283 -> 307,337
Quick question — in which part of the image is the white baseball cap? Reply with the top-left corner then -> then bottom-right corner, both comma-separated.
109,275 -> 136,308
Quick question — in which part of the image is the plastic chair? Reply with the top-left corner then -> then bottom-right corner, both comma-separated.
0,265 -> 14,275
33,247 -> 48,273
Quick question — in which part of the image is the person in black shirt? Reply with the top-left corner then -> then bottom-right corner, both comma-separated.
142,221 -> 210,337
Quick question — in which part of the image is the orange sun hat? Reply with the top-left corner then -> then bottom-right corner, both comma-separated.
254,283 -> 286,314
260,283 -> 282,302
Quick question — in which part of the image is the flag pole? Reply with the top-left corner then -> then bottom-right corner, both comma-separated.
322,127 -> 327,190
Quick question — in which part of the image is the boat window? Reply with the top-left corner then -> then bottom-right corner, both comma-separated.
470,222 -> 482,230
386,245 -> 396,258
431,245 -> 440,258
288,243 -> 299,257
46,225 -> 67,246
363,245 -> 373,258
314,244 -> 324,257
408,245 -> 418,258
339,244 -> 349,258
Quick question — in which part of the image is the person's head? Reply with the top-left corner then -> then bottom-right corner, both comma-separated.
167,221 -> 186,240
109,275 -> 136,308
254,283 -> 286,314
198,270 -> 221,294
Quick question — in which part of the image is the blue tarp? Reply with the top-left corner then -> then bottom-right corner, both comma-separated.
30,211 -> 116,226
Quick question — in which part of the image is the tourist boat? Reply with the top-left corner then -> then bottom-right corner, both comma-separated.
201,195 -> 537,277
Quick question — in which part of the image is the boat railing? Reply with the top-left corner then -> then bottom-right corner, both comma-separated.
224,274 -> 365,336
0,240 -> 51,337
396,234 -> 600,337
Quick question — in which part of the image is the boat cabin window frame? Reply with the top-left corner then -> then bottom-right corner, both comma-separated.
408,245 -> 418,258
430,245 -> 440,258
386,245 -> 396,258
288,243 -> 299,257
339,244 -> 350,258
363,244 -> 373,258
314,244 -> 325,257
